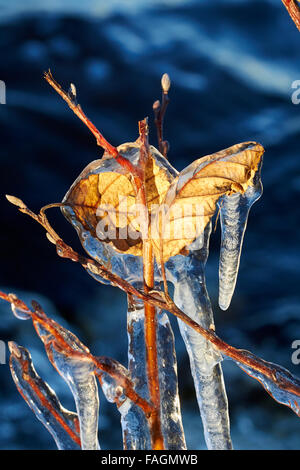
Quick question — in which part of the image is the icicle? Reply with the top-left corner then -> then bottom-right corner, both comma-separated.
156,310 -> 186,449
8,342 -> 81,450
33,320 -> 100,450
126,295 -> 151,449
218,164 -> 263,310
168,223 -> 233,450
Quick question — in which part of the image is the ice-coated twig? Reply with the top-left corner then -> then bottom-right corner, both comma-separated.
169,223 -> 232,450
8,342 -> 81,450
226,351 -> 300,417
281,0 -> 300,31
218,164 -> 263,310
31,306 -> 100,450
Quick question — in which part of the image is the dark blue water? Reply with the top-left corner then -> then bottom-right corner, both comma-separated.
0,0 -> 300,449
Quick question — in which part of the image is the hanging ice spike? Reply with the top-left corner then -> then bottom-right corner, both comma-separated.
218,161 -> 263,310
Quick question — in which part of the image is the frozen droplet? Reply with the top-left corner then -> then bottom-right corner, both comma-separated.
9,294 -> 31,320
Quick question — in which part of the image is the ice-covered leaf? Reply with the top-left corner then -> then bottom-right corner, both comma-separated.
63,141 -> 177,258
153,142 -> 264,262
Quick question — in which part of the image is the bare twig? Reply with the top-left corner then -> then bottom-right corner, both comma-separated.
44,71 -> 143,191
153,74 -> 170,158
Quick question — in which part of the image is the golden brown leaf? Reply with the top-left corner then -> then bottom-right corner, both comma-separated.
63,141 -> 176,256
152,141 -> 264,262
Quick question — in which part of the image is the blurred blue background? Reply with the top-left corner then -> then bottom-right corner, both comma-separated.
0,0 -> 300,449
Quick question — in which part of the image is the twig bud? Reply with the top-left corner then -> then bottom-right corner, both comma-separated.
153,100 -> 161,112
5,195 -> 27,210
161,73 -> 171,94
68,83 -> 77,101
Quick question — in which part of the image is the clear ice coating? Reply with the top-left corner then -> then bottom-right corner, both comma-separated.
9,293 -> 31,320
8,342 -> 81,450
167,223 -> 233,450
126,294 -> 152,449
218,162 -> 263,310
156,309 -> 187,449
33,318 -> 100,450
225,351 -> 300,418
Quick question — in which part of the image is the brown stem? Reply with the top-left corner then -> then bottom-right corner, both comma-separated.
143,240 -> 164,449
139,118 -> 164,450
281,0 -> 300,31
153,74 -> 170,158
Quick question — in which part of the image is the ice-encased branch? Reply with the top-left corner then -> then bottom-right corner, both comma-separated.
281,0 -> 300,32
33,321 -> 100,450
9,342 -> 81,450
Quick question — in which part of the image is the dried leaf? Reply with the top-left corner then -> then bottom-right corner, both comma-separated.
63,141 -> 177,256
152,141 -> 264,262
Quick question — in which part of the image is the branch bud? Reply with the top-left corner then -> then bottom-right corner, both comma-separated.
5,195 -> 27,210
161,73 -> 171,94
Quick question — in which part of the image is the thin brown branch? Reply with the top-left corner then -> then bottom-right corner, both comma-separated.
281,0 -> 300,31
153,73 -> 170,158
44,70 -> 143,191
139,118 -> 164,450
